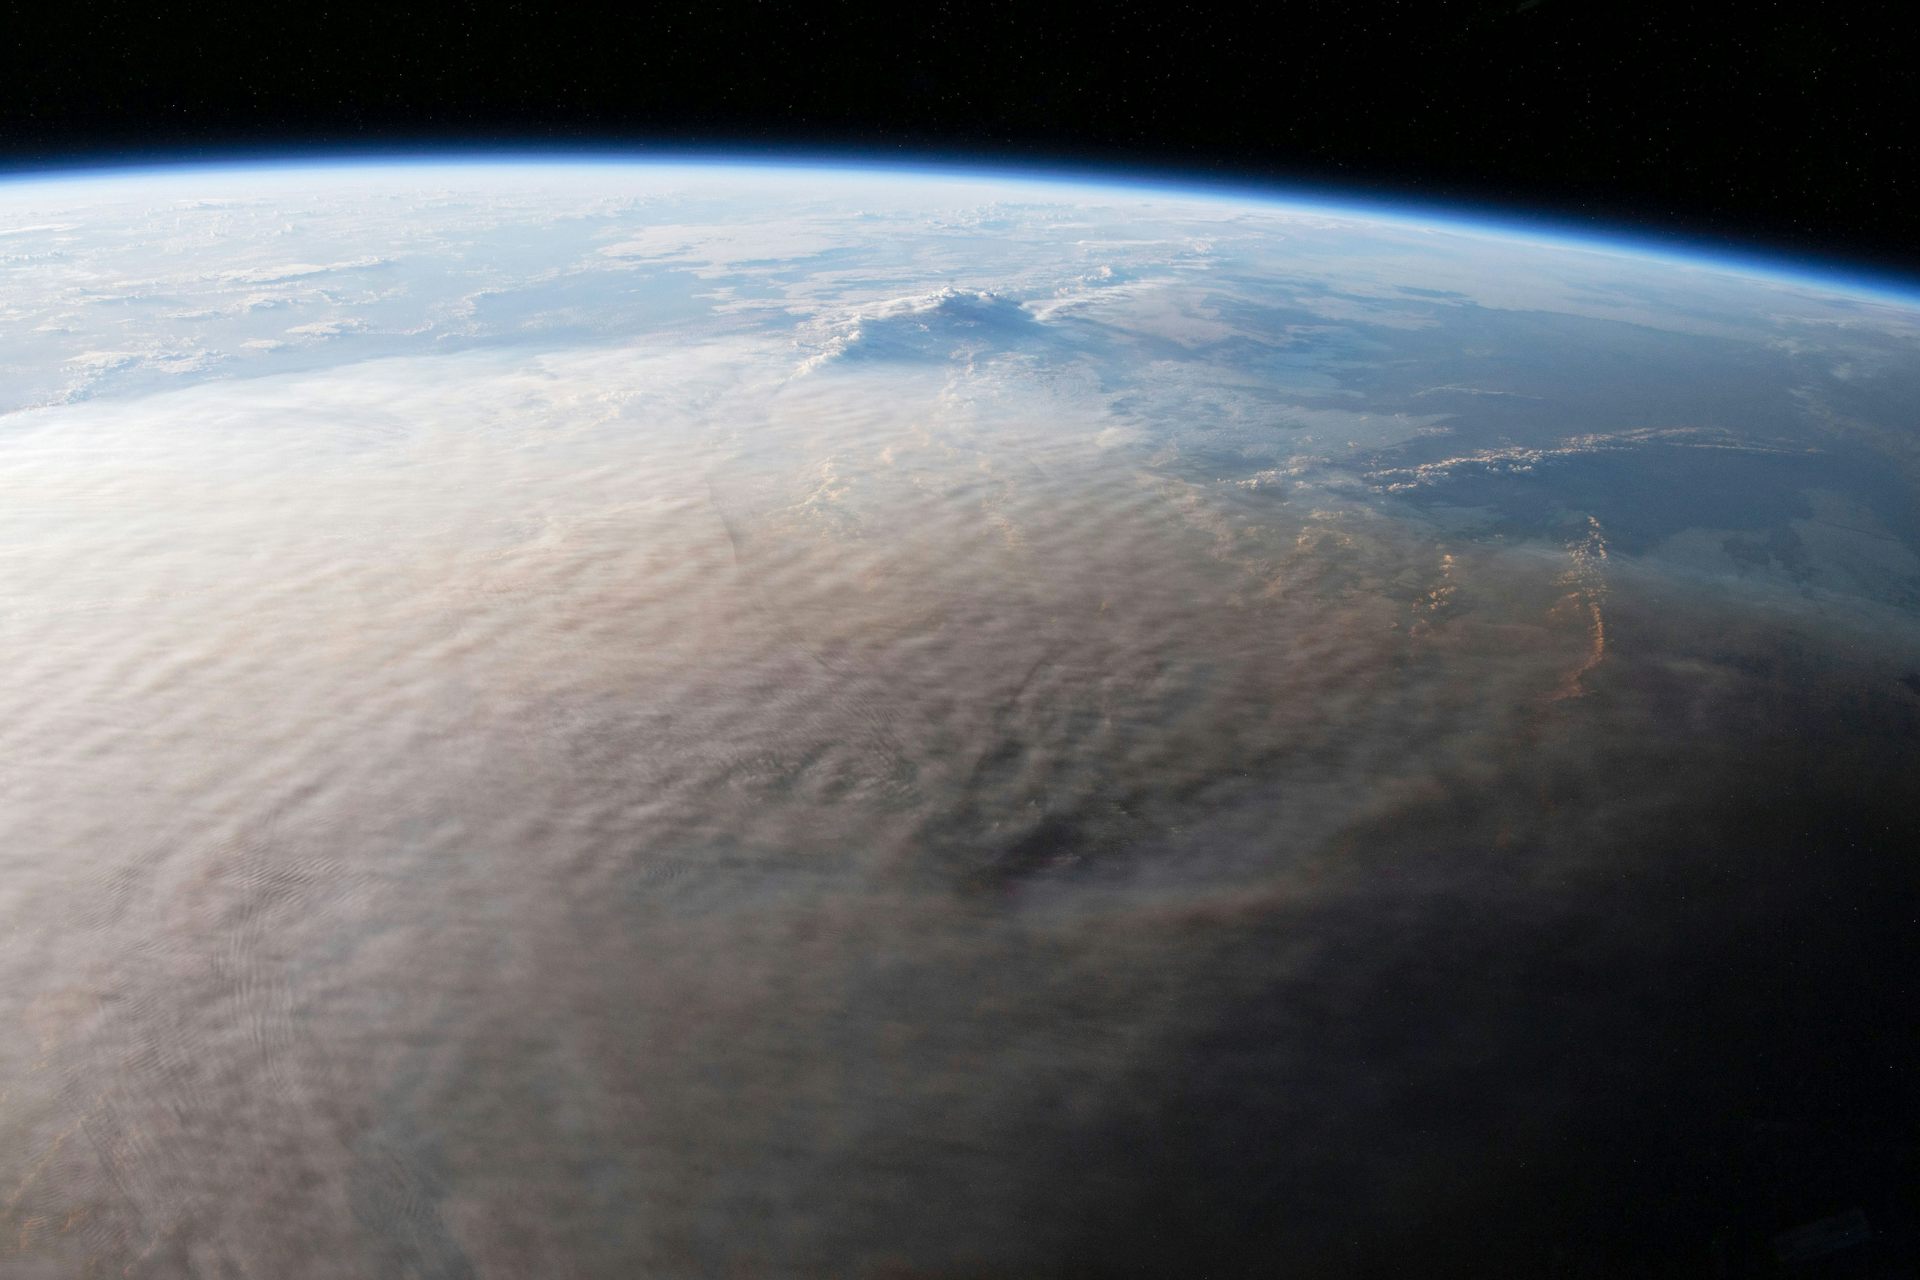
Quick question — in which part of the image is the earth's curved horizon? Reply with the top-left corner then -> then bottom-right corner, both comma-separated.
10,152 -> 1920,303
3,158 -> 1918,1277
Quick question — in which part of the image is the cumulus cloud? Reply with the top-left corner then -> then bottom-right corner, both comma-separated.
793,287 -> 1058,372
284,318 -> 371,338
1367,425 -> 1818,493
213,256 -> 390,285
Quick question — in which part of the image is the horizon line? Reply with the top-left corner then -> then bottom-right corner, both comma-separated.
2,144 -> 1917,307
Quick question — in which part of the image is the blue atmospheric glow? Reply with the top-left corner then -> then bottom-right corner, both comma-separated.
2,146 -> 1916,308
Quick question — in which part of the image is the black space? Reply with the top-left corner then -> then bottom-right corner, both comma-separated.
3,1 -> 1917,279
